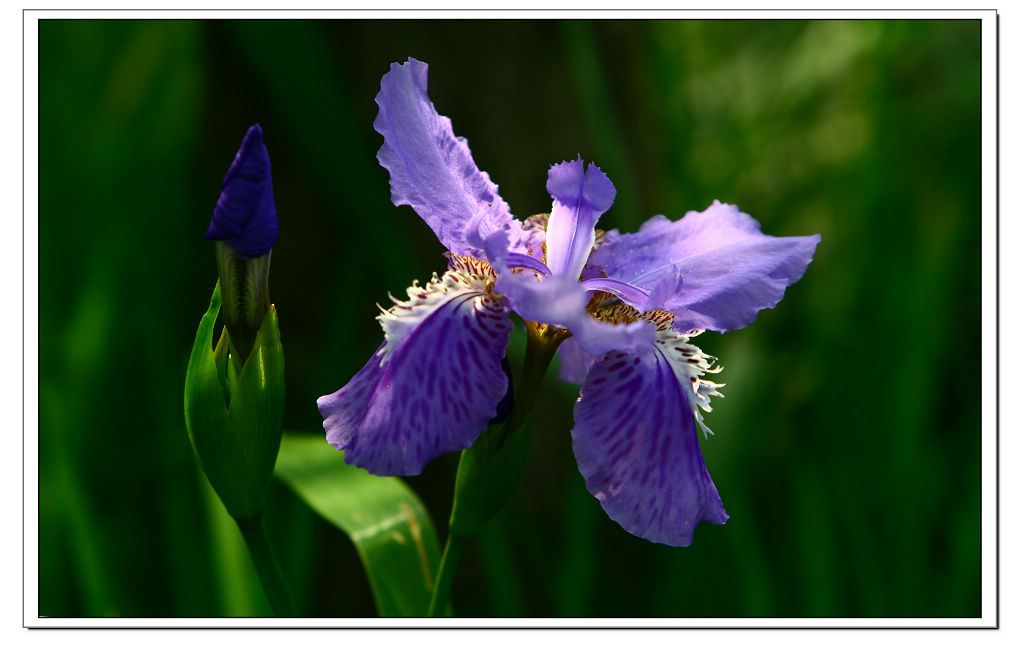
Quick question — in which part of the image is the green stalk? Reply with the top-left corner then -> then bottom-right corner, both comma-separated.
201,474 -> 261,616
489,324 -> 564,448
426,532 -> 467,617
235,515 -> 295,617
427,324 -> 565,617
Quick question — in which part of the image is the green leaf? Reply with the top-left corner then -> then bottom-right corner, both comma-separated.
274,434 -> 441,617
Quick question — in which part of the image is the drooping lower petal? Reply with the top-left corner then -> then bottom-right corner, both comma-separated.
586,201 -> 821,333
571,326 -> 728,546
318,342 -> 385,454
544,158 -> 617,280
374,58 -> 523,258
317,264 -> 513,476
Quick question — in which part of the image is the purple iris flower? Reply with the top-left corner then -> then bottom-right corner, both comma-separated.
318,58 -> 820,546
205,124 -> 278,259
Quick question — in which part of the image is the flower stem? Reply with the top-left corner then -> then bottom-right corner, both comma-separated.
491,323 -> 564,447
429,323 -> 566,616
427,531 -> 467,617
235,515 -> 295,616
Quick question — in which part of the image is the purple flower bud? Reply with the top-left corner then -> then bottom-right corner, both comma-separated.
205,124 -> 278,259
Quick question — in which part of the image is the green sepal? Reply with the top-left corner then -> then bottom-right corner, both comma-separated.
184,281 -> 285,521
447,418 -> 531,538
213,326 -> 232,406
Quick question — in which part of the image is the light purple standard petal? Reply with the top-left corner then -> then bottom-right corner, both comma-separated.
374,58 -> 520,257
317,270 -> 512,476
544,158 -> 617,280
571,348 -> 728,546
587,201 -> 821,333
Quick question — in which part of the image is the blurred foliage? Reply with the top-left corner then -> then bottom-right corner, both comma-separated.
37,19 -> 981,617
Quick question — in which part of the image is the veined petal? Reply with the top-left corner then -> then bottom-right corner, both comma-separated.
556,337 -> 598,385
571,325 -> 728,546
317,342 -> 385,454
205,124 -> 278,259
587,201 -> 821,333
545,158 -> 617,280
374,58 -> 520,258
317,264 -> 513,476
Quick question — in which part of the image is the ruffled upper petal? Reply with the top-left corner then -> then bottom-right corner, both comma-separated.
205,124 -> 278,259
587,201 -> 821,333
571,329 -> 729,546
374,58 -> 522,258
317,265 -> 513,476
544,158 -> 617,280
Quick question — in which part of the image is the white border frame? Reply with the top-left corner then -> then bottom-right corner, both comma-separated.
21,7 -> 999,630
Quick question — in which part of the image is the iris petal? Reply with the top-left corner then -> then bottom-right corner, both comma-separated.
556,337 -> 598,385
571,342 -> 728,547
587,201 -> 821,333
374,58 -> 527,258
544,158 -> 617,280
317,268 -> 513,476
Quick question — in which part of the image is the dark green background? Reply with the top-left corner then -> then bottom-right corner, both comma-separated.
38,19 -> 982,617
